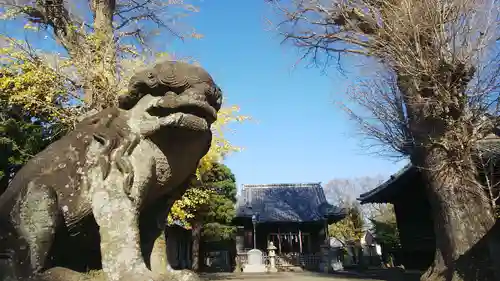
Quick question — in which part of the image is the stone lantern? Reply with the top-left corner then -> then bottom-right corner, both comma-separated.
267,241 -> 278,273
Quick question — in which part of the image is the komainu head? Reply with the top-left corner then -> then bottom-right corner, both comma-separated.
118,61 -> 223,132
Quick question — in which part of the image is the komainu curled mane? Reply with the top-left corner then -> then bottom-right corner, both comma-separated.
0,60 -> 222,281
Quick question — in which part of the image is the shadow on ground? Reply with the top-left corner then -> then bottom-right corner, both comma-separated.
201,269 -> 422,281
308,269 -> 422,280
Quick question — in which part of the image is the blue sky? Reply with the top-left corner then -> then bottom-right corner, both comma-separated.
164,1 -> 407,189
1,0 -> 407,192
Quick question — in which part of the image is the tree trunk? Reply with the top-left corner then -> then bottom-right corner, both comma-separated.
395,64 -> 498,280
191,221 -> 202,272
85,0 -> 118,110
419,148 -> 496,281
22,0 -> 119,112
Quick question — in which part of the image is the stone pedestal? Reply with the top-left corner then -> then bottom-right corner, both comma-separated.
267,242 -> 278,273
331,247 -> 345,271
243,249 -> 266,273
331,260 -> 344,271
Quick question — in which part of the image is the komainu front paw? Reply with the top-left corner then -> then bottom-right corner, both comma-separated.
119,271 -> 177,281
126,270 -> 200,281
167,270 -> 201,281
35,267 -> 88,281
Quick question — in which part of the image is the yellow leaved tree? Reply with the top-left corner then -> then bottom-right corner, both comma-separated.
0,37 -> 78,124
0,1 -> 250,226
168,105 -> 250,227
0,37 -> 250,228
328,206 -> 365,246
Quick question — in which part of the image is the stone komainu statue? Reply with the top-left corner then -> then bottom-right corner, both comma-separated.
0,61 -> 222,281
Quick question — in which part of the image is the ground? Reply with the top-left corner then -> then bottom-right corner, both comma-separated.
201,269 -> 421,281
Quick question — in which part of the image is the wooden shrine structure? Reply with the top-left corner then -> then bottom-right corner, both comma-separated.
358,164 -> 435,270
233,183 -> 345,269
358,129 -> 500,270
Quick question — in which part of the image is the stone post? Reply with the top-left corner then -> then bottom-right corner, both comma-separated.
267,242 -> 278,273
319,244 -> 331,273
234,226 -> 245,272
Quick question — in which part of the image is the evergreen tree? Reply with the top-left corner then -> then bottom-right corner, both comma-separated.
200,163 -> 237,241
190,162 -> 237,271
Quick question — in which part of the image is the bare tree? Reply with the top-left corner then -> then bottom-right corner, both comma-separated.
324,175 -> 388,225
270,0 -> 500,280
324,175 -> 397,265
0,0 -> 199,111
341,70 -> 414,159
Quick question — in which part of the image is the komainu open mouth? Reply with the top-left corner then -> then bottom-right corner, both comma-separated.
147,96 -> 217,131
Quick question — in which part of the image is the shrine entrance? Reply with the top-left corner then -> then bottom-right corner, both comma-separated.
268,232 -> 312,254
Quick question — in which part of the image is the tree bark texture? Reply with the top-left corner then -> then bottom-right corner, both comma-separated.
394,62 -> 498,280
85,0 -> 118,110
419,148 -> 496,281
22,0 -> 118,111
191,221 -> 202,272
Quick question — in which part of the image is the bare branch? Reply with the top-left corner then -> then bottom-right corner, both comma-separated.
271,0 -> 500,276
340,69 -> 415,158
271,0 -> 500,167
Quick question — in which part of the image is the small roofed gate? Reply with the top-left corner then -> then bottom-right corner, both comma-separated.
357,133 -> 500,271
232,183 -> 345,271
358,165 -> 437,270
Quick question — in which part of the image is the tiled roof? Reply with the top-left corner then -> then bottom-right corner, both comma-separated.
358,133 -> 500,204
235,182 -> 345,223
357,164 -> 415,204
